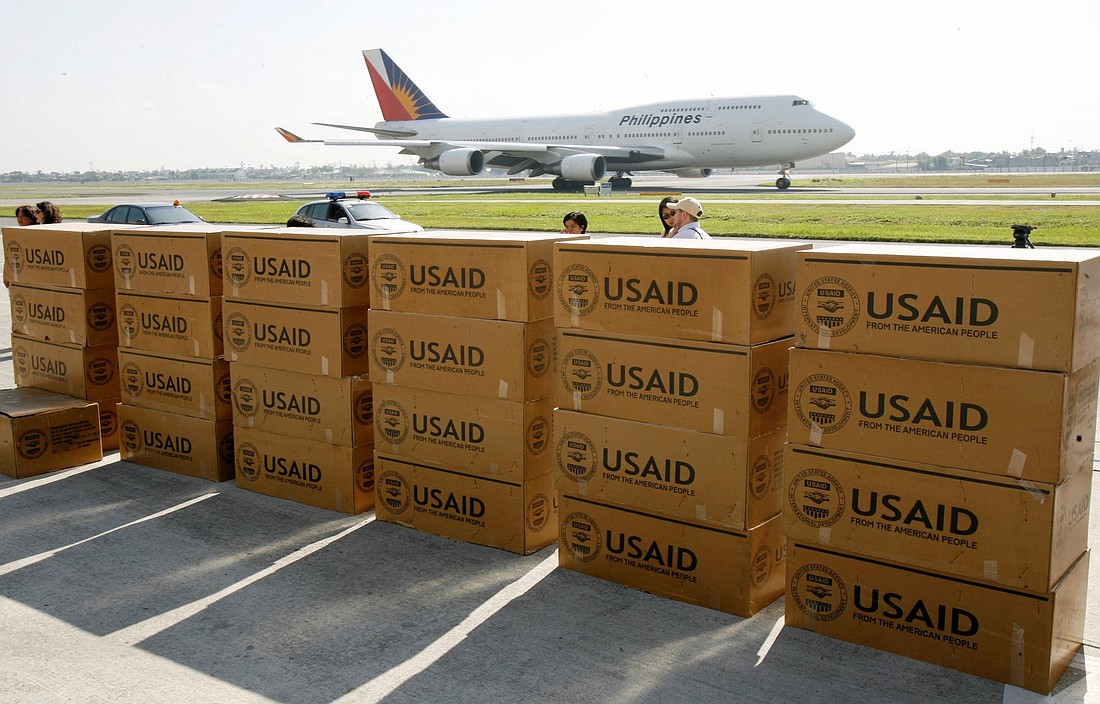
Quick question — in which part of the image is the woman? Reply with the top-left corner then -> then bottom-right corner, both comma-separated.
15,205 -> 41,226
36,201 -> 62,224
658,197 -> 679,237
561,211 -> 587,234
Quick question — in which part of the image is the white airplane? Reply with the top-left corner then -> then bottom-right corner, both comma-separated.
277,49 -> 856,191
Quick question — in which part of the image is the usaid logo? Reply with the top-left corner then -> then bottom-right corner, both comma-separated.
790,562 -> 848,622
556,263 -> 598,316
371,328 -> 406,372
232,377 -> 258,417
526,493 -> 551,532
115,243 -> 137,279
528,258 -> 552,300
225,311 -> 252,352
527,337 -> 552,378
87,302 -> 114,331
343,251 -> 369,289
788,467 -> 845,528
801,275 -> 860,337
121,419 -> 143,453
793,373 -> 852,434
560,511 -> 601,563
525,415 -> 550,455
86,244 -> 112,273
375,399 -> 409,445
122,361 -> 145,398
560,348 -> 602,400
225,246 -> 251,287
752,273 -> 776,320
16,428 -> 48,460
555,430 -> 597,482
235,441 -> 260,481
371,253 -> 406,301
356,457 -> 375,494
378,470 -> 411,514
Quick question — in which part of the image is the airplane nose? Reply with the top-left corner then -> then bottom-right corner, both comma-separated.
833,119 -> 856,147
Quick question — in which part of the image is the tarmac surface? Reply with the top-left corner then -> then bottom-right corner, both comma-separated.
1,227 -> 1099,703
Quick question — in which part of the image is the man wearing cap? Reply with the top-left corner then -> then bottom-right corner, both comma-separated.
665,197 -> 711,239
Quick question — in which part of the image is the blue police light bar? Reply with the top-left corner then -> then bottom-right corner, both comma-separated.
325,191 -> 345,201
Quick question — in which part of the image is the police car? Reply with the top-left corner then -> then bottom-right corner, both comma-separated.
290,191 -> 422,231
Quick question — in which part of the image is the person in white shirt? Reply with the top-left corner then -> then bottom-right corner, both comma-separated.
664,197 -> 711,239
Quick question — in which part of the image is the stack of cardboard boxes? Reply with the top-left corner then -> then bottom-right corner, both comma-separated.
369,231 -> 583,554
113,225 -> 234,480
2,223 -> 110,475
784,243 -> 1100,693
223,226 -> 381,513
551,237 -> 808,616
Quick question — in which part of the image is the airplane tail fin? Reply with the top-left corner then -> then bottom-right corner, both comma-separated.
362,48 -> 448,121
275,127 -> 320,143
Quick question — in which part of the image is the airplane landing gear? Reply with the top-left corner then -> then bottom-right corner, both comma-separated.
552,177 -> 587,193
776,165 -> 792,190
608,175 -> 633,190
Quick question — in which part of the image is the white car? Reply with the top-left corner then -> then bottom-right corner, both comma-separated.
291,191 -> 422,231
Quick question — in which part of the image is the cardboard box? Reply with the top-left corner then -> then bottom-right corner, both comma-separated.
553,409 -> 785,531
98,398 -> 120,452
112,225 -> 226,296
12,335 -> 119,401
2,223 -> 121,289
558,495 -> 784,617
230,364 -> 372,446
374,385 -> 553,482
10,284 -> 117,347
784,444 -> 1092,591
224,227 -> 409,307
795,244 -> 1100,372
369,310 -> 555,402
117,291 -> 223,359
785,542 -> 1089,694
0,387 -> 102,478
119,404 -> 234,482
557,329 -> 790,439
235,427 -> 374,514
119,349 -> 231,420
370,230 -> 587,321
223,298 -> 369,378
555,237 -> 807,344
374,454 -> 556,555
787,348 -> 1099,484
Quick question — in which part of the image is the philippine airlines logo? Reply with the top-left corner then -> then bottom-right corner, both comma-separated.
788,467 -> 845,528
801,275 -> 860,337
560,511 -> 601,563
560,348 -> 602,400
790,563 -> 848,622
555,430 -> 597,482
793,373 -> 851,434
371,328 -> 406,372
557,263 -> 598,316
371,253 -> 406,301
375,399 -> 409,445
378,470 -> 411,514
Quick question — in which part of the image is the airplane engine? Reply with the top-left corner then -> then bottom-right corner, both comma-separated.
559,154 -> 606,182
669,168 -> 713,178
426,148 -> 485,176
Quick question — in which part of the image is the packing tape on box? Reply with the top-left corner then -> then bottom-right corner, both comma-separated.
498,380 -> 509,399
1011,624 -> 1026,686
815,332 -> 831,349
1020,480 -> 1047,503
571,390 -> 582,410
188,276 -> 196,296
711,307 -> 723,342
817,526 -> 832,545
1018,332 -> 1036,369
321,356 -> 330,376
192,339 -> 200,357
983,560 -> 998,581
695,504 -> 707,521
497,290 -> 507,320
325,428 -> 333,444
712,408 -> 724,435
809,423 -> 823,446
1007,448 -> 1027,478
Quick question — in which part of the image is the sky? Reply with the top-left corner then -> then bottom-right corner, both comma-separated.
3,0 -> 1098,173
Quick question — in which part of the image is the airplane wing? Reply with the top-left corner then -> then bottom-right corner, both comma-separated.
276,128 -> 667,165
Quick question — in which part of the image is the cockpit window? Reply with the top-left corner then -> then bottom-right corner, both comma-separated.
792,99 -> 812,107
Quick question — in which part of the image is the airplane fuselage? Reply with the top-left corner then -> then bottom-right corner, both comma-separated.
376,95 -> 855,172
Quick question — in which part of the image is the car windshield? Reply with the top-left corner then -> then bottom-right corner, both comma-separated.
145,205 -> 202,225
345,202 -> 399,221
